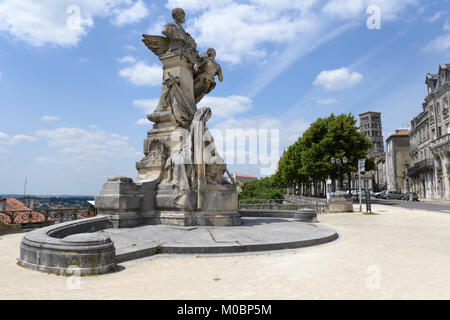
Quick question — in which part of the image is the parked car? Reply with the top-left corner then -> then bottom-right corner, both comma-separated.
374,190 -> 386,198
405,192 -> 419,201
383,191 -> 403,199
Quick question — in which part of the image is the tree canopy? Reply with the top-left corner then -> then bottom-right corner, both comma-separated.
274,113 -> 375,192
239,177 -> 284,201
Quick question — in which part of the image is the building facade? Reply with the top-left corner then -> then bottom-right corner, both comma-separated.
375,152 -> 387,191
355,111 -> 385,191
359,111 -> 384,157
406,63 -> 450,200
386,130 -> 411,192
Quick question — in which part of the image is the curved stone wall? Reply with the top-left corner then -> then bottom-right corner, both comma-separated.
18,216 -> 116,275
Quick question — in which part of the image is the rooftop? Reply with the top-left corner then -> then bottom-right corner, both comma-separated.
359,111 -> 381,116
387,129 -> 411,140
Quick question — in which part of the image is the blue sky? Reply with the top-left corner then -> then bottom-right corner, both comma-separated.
1,0 -> 450,195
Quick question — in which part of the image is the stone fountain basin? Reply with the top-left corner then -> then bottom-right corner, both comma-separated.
18,216 -> 116,275
18,214 -> 338,276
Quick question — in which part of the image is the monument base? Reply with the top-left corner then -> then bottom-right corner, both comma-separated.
157,210 -> 241,226
95,176 -> 241,227
329,191 -> 353,213
100,210 -> 241,228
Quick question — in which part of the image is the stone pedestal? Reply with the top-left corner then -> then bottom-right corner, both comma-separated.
328,191 -> 353,213
96,51 -> 241,227
95,176 -> 148,228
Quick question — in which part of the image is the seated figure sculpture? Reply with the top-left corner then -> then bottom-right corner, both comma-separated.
95,7 -> 241,227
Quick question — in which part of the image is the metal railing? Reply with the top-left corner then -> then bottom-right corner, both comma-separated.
238,199 -> 328,214
407,159 -> 435,176
0,208 -> 96,226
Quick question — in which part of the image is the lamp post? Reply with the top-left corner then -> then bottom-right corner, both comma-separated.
330,156 -> 348,191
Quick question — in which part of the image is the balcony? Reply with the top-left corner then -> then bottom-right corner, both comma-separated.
407,159 -> 435,176
430,134 -> 450,152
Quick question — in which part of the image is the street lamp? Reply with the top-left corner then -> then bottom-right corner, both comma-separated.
331,156 -> 348,191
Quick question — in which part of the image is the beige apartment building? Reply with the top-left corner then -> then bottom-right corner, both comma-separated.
406,63 -> 450,200
386,130 -> 411,192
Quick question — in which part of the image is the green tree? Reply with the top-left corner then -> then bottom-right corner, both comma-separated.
239,177 -> 284,201
274,113 -> 375,195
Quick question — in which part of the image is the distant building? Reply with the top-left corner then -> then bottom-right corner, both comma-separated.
354,111 -> 385,191
374,152 -> 387,191
406,63 -> 450,200
386,129 -> 411,192
233,173 -> 257,186
359,111 -> 384,157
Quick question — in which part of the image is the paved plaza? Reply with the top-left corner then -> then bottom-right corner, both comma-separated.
1,203 -> 450,299
104,218 -> 337,260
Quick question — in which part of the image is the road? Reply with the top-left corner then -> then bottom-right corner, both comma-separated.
361,198 -> 450,213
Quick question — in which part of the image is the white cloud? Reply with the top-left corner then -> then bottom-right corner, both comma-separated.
426,11 -> 444,23
198,95 -> 253,118
313,67 -> 363,91
0,0 -> 147,47
424,34 -> 450,52
323,0 -> 365,18
209,114 -> 309,175
0,72 -> 2,79
0,131 -> 37,145
113,0 -> 148,25
314,97 -> 338,104
160,0 -> 415,96
133,98 -> 159,113
36,127 -> 140,162
131,95 -> 252,123
147,15 -> 167,35
323,0 -> 418,21
41,115 -> 60,122
177,1 -> 319,64
136,118 -> 150,125
118,55 -> 137,63
119,61 -> 162,86
424,23 -> 450,52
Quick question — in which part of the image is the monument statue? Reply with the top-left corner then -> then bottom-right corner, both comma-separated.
95,8 -> 240,227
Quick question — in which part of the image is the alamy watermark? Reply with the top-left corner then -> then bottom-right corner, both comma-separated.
66,265 -> 82,290
169,127 -> 280,176
66,5 -> 82,31
366,264 -> 381,290
367,5 -> 382,30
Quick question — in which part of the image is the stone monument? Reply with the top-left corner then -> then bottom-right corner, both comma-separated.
95,8 -> 241,227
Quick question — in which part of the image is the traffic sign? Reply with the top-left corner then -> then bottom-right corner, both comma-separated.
358,159 -> 366,173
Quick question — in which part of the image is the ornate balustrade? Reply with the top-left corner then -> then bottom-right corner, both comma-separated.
407,159 -> 435,176
0,208 -> 96,225
430,134 -> 450,153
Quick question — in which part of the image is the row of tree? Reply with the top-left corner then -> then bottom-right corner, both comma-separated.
240,113 -> 375,200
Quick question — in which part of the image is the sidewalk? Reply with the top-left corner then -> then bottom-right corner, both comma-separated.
1,203 -> 449,299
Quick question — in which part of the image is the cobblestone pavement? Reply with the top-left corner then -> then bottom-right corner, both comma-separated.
1,203 -> 449,299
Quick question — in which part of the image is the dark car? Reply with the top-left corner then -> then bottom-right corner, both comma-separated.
407,192 -> 419,201
383,191 -> 403,199
375,190 -> 386,198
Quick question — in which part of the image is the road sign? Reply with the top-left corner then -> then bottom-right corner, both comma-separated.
358,159 -> 366,173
